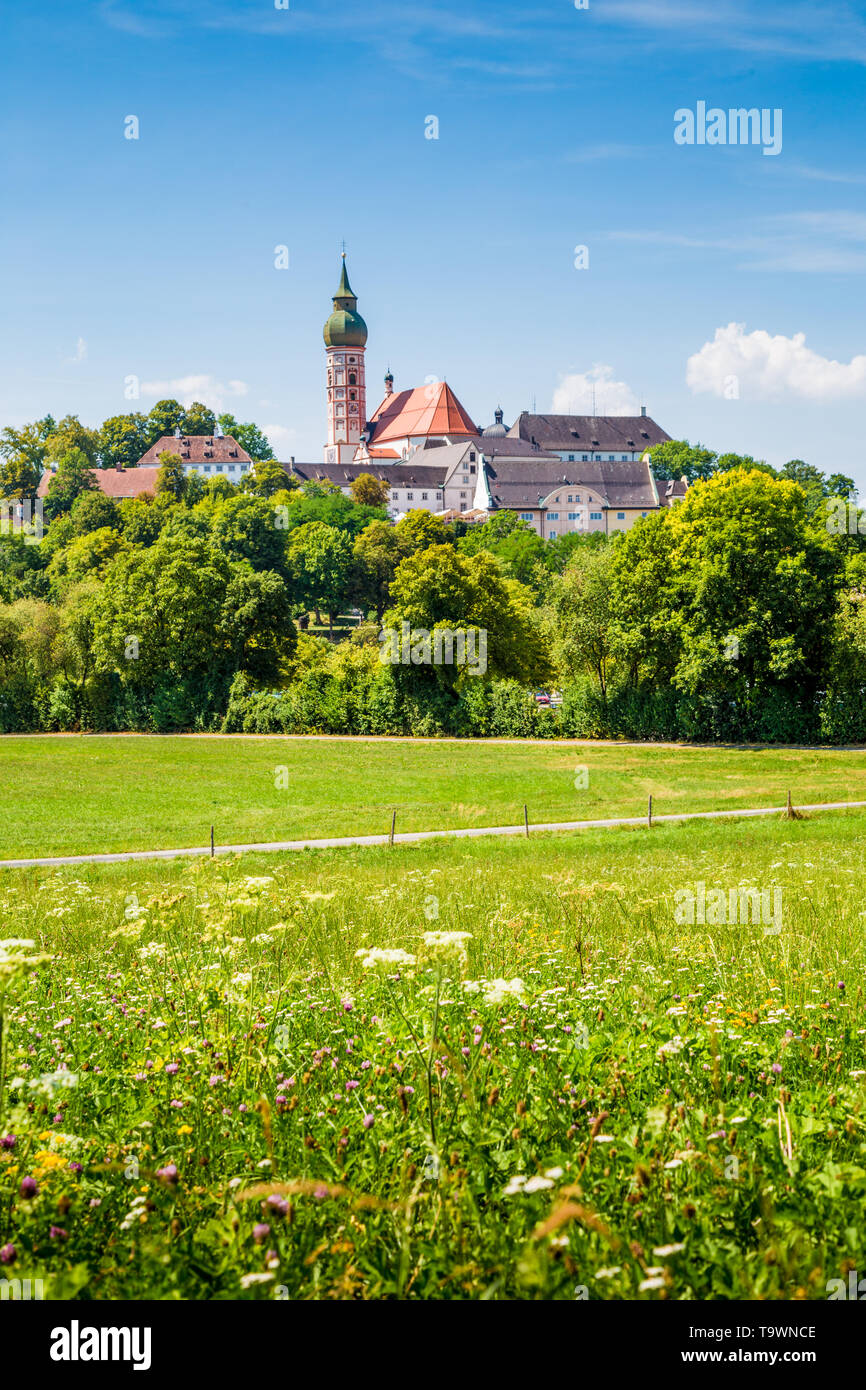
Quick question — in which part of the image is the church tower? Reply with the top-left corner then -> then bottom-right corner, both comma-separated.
323,254 -> 368,464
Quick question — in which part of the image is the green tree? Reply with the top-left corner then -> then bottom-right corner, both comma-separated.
0,416 -> 56,499
118,497 -> 163,546
69,491 -> 122,536
44,449 -> 98,520
352,519 -> 401,622
98,413 -> 150,469
210,495 -> 287,575
549,545 -> 617,704
146,400 -> 186,444
646,439 -> 717,483
154,450 -> 187,502
394,509 -> 454,556
0,454 -> 42,501
608,511 -> 679,686
182,402 -> 217,436
216,415 -> 274,462
350,473 -> 390,508
91,535 -> 294,690
47,527 -> 127,596
0,416 -> 56,471
44,415 -> 100,466
666,468 -> 842,699
245,458 -> 288,499
286,522 -> 354,633
386,544 -> 550,687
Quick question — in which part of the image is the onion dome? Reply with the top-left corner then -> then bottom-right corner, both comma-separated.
483,405 -> 508,437
323,254 -> 368,348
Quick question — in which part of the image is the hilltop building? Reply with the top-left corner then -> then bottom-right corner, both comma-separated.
305,256 -> 685,527
136,431 -> 253,480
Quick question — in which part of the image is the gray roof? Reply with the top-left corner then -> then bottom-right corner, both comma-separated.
484,458 -> 658,510
508,412 -> 671,453
286,461 -> 448,487
414,436 -> 560,463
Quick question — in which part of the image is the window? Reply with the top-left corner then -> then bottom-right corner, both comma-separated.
567,494 -> 573,503
229,465 -> 237,473
469,464 -> 475,474
421,492 -> 428,500
568,453 -> 574,461
641,511 -> 647,518
204,466 -> 211,474
590,511 -> 602,521
609,455 -> 615,461
588,495 -> 593,502
348,373 -> 356,385
548,530 -> 557,538
469,451 -> 476,462
617,512 -> 625,520
621,454 -> 628,461
520,512 -> 533,521
547,511 -> 559,520
582,454 -> 588,461
460,491 -> 467,498
462,475 -> 469,483
391,492 -> 399,501
568,512 -> 579,521
407,492 -> 414,500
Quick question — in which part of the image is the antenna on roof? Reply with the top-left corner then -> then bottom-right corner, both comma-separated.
591,384 -> 596,418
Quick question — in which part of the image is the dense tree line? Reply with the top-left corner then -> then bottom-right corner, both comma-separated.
0,400 -> 275,501
0,428 -> 864,740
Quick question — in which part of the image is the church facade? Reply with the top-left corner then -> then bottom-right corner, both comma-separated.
305,256 -> 686,531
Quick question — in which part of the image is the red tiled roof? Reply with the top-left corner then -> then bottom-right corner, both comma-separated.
135,435 -> 252,467
367,382 -> 477,446
37,467 -> 161,500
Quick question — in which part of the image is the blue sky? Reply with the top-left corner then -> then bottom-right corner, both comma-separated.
3,0 -> 866,481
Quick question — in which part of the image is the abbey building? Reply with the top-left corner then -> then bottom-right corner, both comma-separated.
292,256 -> 686,534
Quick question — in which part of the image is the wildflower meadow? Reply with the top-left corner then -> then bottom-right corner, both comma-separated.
1,808 -> 864,1302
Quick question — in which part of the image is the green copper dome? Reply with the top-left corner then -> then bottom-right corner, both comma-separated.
323,255 -> 368,348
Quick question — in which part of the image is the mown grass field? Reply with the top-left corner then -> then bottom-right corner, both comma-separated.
2,735 -> 866,857
1,807 -> 865,1300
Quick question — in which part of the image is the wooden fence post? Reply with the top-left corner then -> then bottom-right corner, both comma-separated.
648,795 -> 653,829
389,810 -> 396,847
524,804 -> 529,838
210,825 -> 214,858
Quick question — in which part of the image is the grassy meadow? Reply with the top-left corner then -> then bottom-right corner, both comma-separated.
1,802 -> 865,1300
3,734 -> 866,857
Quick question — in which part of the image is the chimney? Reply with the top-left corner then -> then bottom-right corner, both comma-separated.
640,405 -> 647,417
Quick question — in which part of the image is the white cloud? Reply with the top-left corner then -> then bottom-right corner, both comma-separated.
66,337 -> 87,364
687,322 -> 866,401
552,365 -> 640,415
139,374 -> 249,411
261,424 -> 297,458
